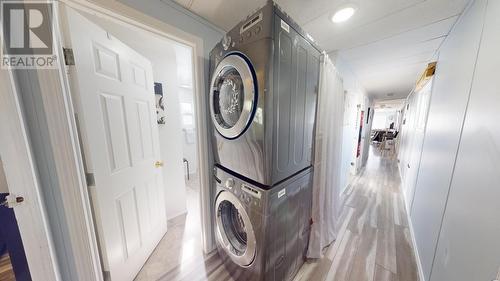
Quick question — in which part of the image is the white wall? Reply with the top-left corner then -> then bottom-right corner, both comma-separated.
178,88 -> 198,176
117,0 -> 223,54
154,59 -> 189,220
428,0 -> 500,280
175,45 -> 198,176
407,0 -> 485,278
399,0 -> 500,280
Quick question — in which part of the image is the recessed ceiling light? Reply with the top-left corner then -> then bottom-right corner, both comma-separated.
331,5 -> 356,23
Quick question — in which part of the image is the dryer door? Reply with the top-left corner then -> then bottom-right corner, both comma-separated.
210,53 -> 257,139
215,191 -> 256,266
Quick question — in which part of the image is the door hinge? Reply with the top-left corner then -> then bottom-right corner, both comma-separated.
85,173 -> 95,187
0,194 -> 25,208
63,48 -> 75,66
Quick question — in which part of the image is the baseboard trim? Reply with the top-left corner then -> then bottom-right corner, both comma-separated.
398,164 -> 426,281
405,206 -> 426,281
167,210 -> 188,222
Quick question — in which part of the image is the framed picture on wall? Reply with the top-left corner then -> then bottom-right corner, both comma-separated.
154,82 -> 166,124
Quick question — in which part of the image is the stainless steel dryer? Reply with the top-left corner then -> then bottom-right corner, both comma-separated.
213,166 -> 313,281
209,1 -> 321,186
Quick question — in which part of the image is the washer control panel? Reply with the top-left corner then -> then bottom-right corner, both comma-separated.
225,178 -> 235,189
241,184 -> 261,199
237,12 -> 264,45
240,184 -> 261,207
240,12 -> 262,35
216,167 -> 262,208
221,35 -> 231,50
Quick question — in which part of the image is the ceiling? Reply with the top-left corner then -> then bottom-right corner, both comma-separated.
374,98 -> 406,111
168,0 -> 470,100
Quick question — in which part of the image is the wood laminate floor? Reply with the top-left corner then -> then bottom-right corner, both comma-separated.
135,145 -> 419,281
0,253 -> 15,281
294,144 -> 419,281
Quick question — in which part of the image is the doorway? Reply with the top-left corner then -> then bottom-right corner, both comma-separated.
60,6 -> 206,281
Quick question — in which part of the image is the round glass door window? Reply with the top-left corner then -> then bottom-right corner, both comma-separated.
219,200 -> 248,254
210,54 -> 256,139
215,191 -> 256,266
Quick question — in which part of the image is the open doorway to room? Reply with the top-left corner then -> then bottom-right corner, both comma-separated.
370,99 -> 405,154
339,88 -> 373,194
174,45 -> 203,239
59,6 -> 205,281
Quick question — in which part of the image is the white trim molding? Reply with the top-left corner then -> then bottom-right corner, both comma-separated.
398,165 -> 426,281
0,69 -> 60,280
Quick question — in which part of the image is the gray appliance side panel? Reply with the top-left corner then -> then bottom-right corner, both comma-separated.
297,170 -> 313,262
290,170 -> 313,277
430,0 -> 500,280
408,0 -> 487,279
271,15 -> 320,184
272,15 -> 293,181
263,170 -> 312,281
264,184 -> 289,280
283,177 -> 301,280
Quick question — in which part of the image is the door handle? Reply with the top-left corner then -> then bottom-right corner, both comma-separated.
154,161 -> 164,168
0,194 -> 25,208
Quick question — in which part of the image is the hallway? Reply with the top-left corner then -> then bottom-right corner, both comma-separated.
295,144 -> 419,281
137,144 -> 419,281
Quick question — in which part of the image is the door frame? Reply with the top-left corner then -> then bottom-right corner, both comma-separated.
0,69 -> 60,280
58,0 -> 214,258
3,0 -> 214,280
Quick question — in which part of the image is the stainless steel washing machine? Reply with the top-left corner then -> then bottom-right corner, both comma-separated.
213,166 -> 313,281
209,1 -> 321,186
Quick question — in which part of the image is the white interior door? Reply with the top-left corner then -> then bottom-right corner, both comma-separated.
404,82 -> 432,211
65,8 -> 166,281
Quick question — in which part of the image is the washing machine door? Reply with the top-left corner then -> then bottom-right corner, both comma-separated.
210,53 -> 257,139
215,191 -> 256,266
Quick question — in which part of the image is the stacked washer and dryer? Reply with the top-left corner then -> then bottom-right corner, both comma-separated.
209,2 -> 321,280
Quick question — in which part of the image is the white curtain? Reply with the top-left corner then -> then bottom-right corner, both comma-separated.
307,53 -> 345,258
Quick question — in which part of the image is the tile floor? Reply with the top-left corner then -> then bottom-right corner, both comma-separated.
134,174 -> 209,281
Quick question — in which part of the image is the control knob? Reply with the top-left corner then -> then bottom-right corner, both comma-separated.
225,178 -> 235,189
222,35 -> 231,50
